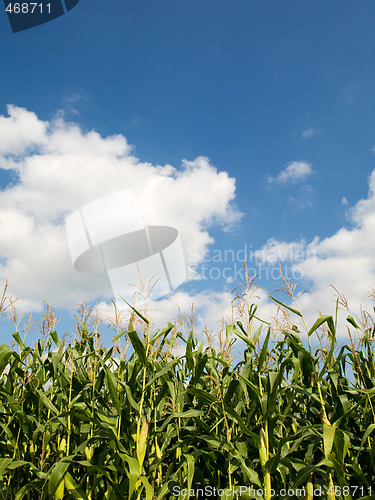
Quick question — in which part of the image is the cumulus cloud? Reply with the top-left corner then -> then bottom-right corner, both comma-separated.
254,238 -> 312,265
0,105 -> 47,158
0,105 -> 242,312
2,105 -> 375,344
268,161 -> 314,185
95,286 -> 273,356
257,170 -> 375,334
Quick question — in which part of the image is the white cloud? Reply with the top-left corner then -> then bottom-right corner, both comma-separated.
96,286 -> 273,356
0,105 -> 242,312
2,105 -> 375,345
268,161 -> 314,185
254,238 -> 312,265
0,105 -> 47,158
99,149 -> 375,341
302,128 -> 315,138
257,171 -> 375,335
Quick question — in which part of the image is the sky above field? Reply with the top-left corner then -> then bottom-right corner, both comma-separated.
1,0 -> 375,345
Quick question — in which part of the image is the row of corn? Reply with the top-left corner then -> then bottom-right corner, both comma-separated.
0,295 -> 374,499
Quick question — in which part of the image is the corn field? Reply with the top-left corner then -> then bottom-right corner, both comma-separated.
0,285 -> 375,499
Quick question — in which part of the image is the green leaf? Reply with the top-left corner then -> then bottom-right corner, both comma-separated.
128,330 -> 147,366
104,367 -> 122,415
347,315 -> 360,329
0,458 -> 12,477
121,298 -> 150,324
185,330 -> 195,371
119,453 -> 139,500
359,423 -> 375,450
14,480 -> 45,500
291,465 -> 317,488
308,314 -> 335,337
323,423 -> 336,460
253,325 -> 262,345
270,296 -> 302,317
239,375 -> 262,399
111,329 -> 130,344
150,322 -> 174,346
258,327 -> 271,371
224,379 -> 240,405
36,389 -> 60,416
48,460 -> 70,495
64,471 -> 89,500
12,332 -> 25,347
187,387 -> 217,404
50,330 -> 59,344
156,483 -> 171,500
6,460 -> 38,470
138,476 -> 153,500
145,359 -> 179,388
228,324 -> 254,348
124,382 -> 140,412
183,454 -> 195,494
0,344 -> 13,376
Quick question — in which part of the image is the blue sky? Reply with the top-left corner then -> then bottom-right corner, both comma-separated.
1,0 -> 375,346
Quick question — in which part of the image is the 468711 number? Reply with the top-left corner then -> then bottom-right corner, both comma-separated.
326,486 -> 372,497
6,3 -> 51,14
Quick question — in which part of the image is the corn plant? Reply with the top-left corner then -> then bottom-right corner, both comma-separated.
0,285 -> 374,499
